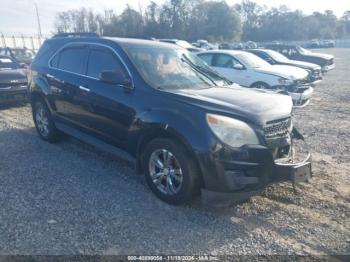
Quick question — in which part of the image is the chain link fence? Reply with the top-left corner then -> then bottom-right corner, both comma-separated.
0,34 -> 48,51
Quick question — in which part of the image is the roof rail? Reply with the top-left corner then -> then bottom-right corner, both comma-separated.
53,32 -> 99,38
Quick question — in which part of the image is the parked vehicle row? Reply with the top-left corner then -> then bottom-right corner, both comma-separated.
306,39 -> 336,49
27,34 -> 313,205
0,55 -> 28,104
159,40 -> 334,107
192,40 -> 217,50
197,50 -> 314,107
264,44 -> 335,72
157,39 -> 203,53
246,49 -> 323,84
0,47 -> 35,65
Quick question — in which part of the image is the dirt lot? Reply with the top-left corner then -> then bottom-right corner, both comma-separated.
0,48 -> 349,256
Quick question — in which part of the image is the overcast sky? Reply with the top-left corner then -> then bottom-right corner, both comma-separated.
0,0 -> 348,36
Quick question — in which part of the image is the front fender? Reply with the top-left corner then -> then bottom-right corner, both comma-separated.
137,108 -> 213,153
251,71 -> 280,87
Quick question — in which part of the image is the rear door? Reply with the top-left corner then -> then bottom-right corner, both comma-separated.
47,43 -> 91,126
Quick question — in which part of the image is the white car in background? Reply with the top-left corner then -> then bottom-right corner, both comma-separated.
197,50 -> 314,107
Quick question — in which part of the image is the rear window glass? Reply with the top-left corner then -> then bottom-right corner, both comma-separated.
52,46 -> 88,74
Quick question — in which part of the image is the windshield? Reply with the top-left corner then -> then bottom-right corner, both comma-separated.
0,57 -> 19,70
265,50 -> 290,62
297,47 -> 309,54
124,46 -> 228,90
235,52 -> 271,68
12,49 -> 35,60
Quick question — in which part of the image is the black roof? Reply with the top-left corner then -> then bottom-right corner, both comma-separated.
53,32 -> 99,38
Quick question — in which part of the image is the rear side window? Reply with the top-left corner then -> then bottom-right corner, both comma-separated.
255,51 -> 270,61
198,53 -> 214,66
86,47 -> 126,79
52,45 -> 88,75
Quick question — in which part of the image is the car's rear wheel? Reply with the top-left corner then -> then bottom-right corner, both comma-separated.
33,99 -> 61,143
142,138 -> 200,205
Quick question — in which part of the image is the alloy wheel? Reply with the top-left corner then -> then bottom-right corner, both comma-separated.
35,104 -> 49,137
148,149 -> 183,195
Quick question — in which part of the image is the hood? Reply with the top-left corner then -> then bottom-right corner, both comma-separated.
167,85 -> 293,126
286,60 -> 321,71
255,65 -> 309,80
307,52 -> 334,60
0,69 -> 27,84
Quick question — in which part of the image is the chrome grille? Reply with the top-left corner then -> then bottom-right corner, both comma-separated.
294,78 -> 309,85
263,118 -> 292,138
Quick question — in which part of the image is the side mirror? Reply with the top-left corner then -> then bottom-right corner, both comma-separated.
99,70 -> 132,88
19,63 -> 27,68
233,64 -> 244,70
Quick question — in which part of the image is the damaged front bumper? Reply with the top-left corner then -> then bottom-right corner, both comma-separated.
289,86 -> 314,108
322,63 -> 335,72
272,85 -> 314,108
200,128 -> 312,206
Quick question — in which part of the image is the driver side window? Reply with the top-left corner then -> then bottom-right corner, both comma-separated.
213,54 -> 242,69
86,46 -> 127,79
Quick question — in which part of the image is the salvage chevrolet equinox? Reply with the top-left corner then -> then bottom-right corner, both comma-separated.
29,33 -> 312,205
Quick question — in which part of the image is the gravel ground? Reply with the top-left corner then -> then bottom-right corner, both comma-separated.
0,48 -> 349,256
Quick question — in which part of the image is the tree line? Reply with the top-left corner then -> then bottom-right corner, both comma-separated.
54,0 -> 350,42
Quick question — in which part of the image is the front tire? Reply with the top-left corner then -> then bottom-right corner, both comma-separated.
142,138 -> 200,205
32,99 -> 61,143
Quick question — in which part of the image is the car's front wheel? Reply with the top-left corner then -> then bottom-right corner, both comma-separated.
32,99 -> 61,143
142,138 -> 200,205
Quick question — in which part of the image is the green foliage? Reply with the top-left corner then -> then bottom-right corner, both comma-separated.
53,1 -> 350,42
236,1 -> 349,41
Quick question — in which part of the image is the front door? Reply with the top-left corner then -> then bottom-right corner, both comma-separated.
211,54 -> 249,86
81,44 -> 136,146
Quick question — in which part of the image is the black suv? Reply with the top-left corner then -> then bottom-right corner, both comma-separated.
29,33 -> 312,205
265,44 -> 335,72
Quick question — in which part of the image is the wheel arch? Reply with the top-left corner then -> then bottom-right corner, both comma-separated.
250,81 -> 271,88
135,126 -> 205,188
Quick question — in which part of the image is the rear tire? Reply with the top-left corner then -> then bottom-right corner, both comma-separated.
32,99 -> 61,143
142,138 -> 200,205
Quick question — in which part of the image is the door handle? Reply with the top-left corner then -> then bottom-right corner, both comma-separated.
79,86 -> 90,92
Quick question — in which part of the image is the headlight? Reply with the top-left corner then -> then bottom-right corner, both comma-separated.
206,114 -> 260,148
278,78 -> 293,85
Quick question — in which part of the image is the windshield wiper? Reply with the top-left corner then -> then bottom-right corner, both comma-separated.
181,56 -> 217,86
181,55 -> 232,86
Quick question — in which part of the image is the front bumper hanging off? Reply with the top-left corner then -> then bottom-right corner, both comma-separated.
201,128 -> 312,206
289,86 -> 314,108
